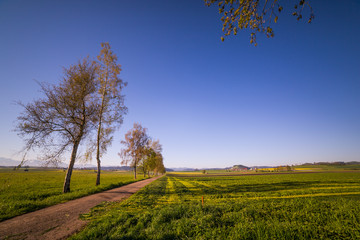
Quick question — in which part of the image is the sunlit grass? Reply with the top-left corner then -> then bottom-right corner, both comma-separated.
71,172 -> 360,239
294,167 -> 318,171
169,171 -> 204,175
295,164 -> 360,171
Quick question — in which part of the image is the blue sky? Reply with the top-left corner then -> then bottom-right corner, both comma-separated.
0,0 -> 359,168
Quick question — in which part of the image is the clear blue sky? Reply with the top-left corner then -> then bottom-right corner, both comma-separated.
0,0 -> 359,168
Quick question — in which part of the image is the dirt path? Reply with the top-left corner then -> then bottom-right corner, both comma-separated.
0,176 -> 162,240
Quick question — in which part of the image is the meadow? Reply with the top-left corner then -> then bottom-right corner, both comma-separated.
0,168 -> 145,221
294,164 -> 360,171
71,172 -> 360,239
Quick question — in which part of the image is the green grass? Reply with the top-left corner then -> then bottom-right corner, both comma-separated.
295,164 -> 360,171
71,172 -> 360,239
0,168 -> 145,221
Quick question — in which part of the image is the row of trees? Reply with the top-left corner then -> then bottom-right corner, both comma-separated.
119,123 -> 165,179
16,43 -> 163,193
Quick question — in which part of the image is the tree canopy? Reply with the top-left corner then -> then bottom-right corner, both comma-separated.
16,58 -> 98,193
204,0 -> 314,45
119,123 -> 150,179
119,124 -> 165,179
141,139 -> 165,177
92,42 -> 127,186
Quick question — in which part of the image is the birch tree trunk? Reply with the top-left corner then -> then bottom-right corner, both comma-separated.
63,139 -> 80,193
96,118 -> 102,186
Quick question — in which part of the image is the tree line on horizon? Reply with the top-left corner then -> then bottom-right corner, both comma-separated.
15,43 -> 164,193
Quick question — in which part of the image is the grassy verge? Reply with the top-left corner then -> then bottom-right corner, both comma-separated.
70,172 -> 360,239
0,168 -> 145,221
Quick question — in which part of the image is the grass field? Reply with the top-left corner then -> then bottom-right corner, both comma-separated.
0,168 -> 145,221
71,172 -> 360,239
294,164 -> 360,171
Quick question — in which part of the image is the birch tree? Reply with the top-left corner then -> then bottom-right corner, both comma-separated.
119,123 -> 149,179
16,58 -> 98,193
92,42 -> 127,186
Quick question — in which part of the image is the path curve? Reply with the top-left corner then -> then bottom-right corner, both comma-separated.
0,176 -> 162,240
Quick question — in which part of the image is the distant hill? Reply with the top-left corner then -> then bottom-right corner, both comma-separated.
251,166 -> 273,169
101,166 -> 132,171
299,161 -> 360,166
170,167 -> 196,172
0,157 -> 144,171
202,168 -> 228,171
4,157 -> 357,172
0,157 -> 19,166
0,157 -> 95,169
232,165 -> 249,169
170,167 -> 229,172
0,158 -> 61,167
